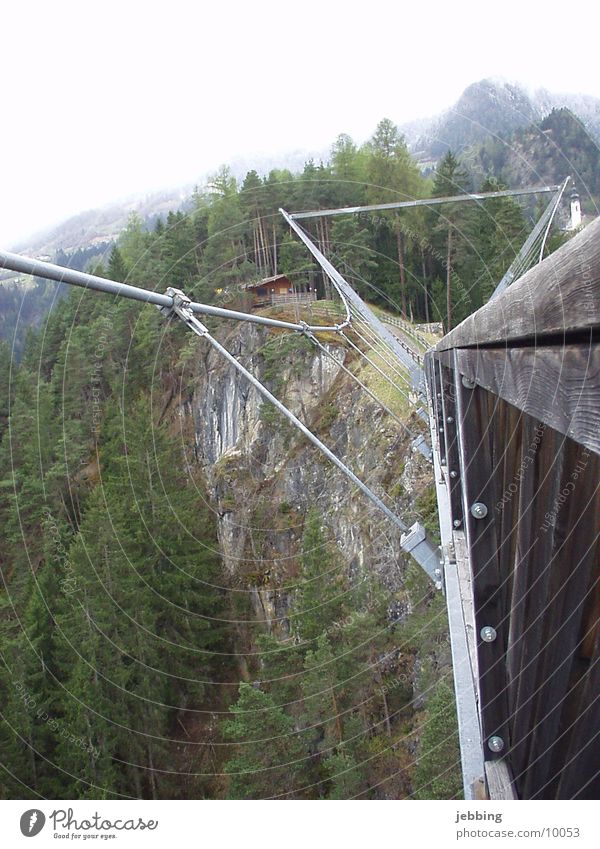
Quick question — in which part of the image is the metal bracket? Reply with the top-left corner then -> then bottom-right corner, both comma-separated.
412,434 -> 433,462
159,287 -> 210,336
400,521 -> 442,587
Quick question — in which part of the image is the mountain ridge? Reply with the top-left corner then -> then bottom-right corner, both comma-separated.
402,79 -> 600,166
7,79 -> 599,266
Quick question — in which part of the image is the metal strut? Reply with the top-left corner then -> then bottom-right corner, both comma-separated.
490,177 -> 570,298
160,287 -> 442,585
0,247 -> 343,335
289,184 -> 563,220
281,208 -> 426,397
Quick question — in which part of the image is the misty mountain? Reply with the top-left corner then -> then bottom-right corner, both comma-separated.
11,187 -> 194,260
6,79 -> 599,273
403,79 -> 600,166
462,107 -> 600,207
8,148 -> 329,268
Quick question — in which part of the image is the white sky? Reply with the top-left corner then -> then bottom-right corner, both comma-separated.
2,0 -> 599,246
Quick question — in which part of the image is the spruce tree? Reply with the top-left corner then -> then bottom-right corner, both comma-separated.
223,682 -> 313,799
291,510 -> 345,643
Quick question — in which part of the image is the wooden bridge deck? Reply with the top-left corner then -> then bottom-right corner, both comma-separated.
427,217 -> 600,799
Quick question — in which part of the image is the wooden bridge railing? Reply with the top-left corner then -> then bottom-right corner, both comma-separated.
426,217 -> 600,800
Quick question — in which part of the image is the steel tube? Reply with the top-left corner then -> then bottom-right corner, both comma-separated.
188,315 -> 409,533
0,248 -> 342,333
491,178 -> 569,299
279,208 -> 352,327
290,184 -> 563,220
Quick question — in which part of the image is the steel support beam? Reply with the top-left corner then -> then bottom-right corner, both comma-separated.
290,185 -> 562,221
491,178 -> 569,298
281,208 -> 426,397
163,287 -> 441,583
0,248 -> 344,334
425,353 -> 487,799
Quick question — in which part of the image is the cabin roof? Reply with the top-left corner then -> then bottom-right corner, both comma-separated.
242,274 -> 291,291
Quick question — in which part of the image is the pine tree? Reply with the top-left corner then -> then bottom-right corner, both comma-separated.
223,682 -> 313,799
330,216 -> 377,298
330,134 -> 368,208
107,246 -> 128,283
431,152 -> 471,330
291,510 -> 345,643
365,119 -> 423,315
324,749 -> 363,799
414,680 -> 462,799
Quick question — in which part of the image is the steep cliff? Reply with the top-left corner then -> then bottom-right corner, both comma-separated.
186,323 -> 432,624
168,318 -> 457,797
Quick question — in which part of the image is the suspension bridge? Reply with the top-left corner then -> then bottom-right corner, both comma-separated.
2,176 -> 598,800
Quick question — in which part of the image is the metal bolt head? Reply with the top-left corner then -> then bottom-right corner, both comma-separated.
453,519 -> 462,528
471,502 -> 488,519
488,735 -> 505,754
461,376 -> 476,389
450,470 -> 458,478
480,626 -> 497,643
446,415 -> 454,423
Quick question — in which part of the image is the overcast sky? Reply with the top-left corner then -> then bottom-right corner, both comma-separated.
2,0 -> 599,246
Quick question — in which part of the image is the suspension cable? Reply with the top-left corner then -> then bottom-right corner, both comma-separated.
305,331 -> 415,435
339,330 -> 420,413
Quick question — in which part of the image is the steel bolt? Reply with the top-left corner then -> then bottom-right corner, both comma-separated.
488,736 -> 505,754
481,626 -> 497,643
447,415 -> 454,424
461,376 -> 476,389
471,502 -> 488,519
450,470 -> 458,478
453,519 -> 462,528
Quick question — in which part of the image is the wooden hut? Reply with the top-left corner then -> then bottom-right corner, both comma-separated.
242,274 -> 317,309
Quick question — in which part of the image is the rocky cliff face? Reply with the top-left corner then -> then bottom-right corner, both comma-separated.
182,321 -> 434,637
165,319 -> 457,798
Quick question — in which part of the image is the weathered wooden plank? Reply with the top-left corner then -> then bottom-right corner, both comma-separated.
436,216 -> 600,350
432,309 -> 600,798
521,442 -> 599,798
485,759 -> 517,800
438,345 -> 600,457
556,628 -> 600,799
580,566 -> 600,660
504,415 -> 540,738
494,399 -> 524,644
454,373 -> 509,757
504,424 -> 565,791
433,360 -> 447,467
